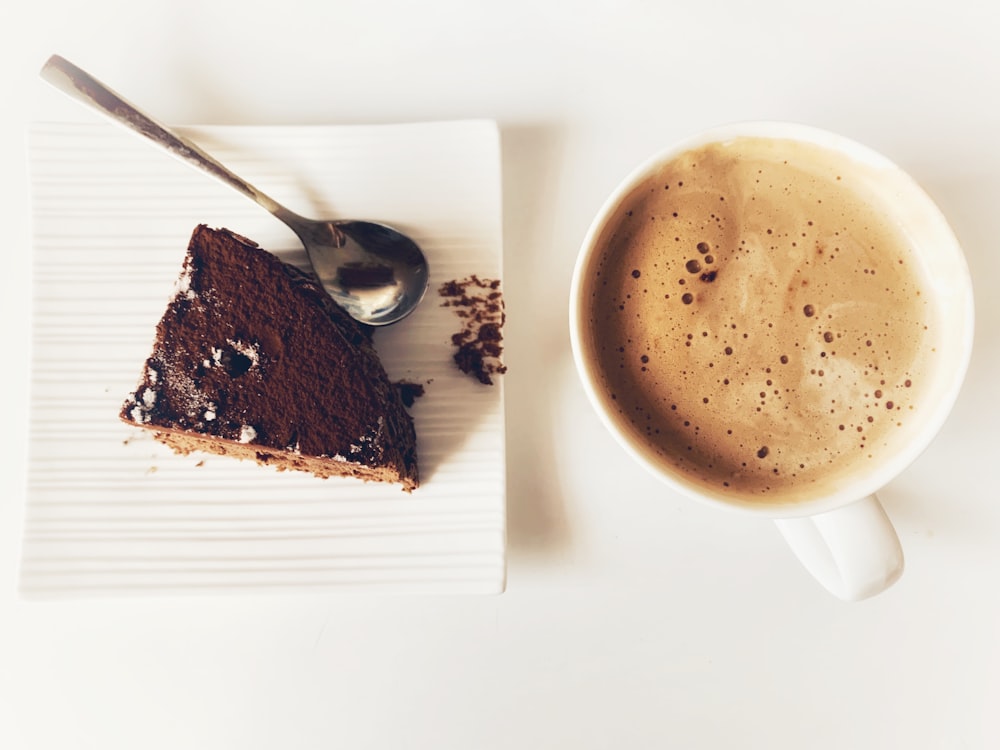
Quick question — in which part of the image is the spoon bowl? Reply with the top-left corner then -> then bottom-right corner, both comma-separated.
294,218 -> 429,326
40,54 -> 430,326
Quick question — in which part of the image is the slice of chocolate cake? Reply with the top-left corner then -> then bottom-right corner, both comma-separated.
121,225 -> 419,491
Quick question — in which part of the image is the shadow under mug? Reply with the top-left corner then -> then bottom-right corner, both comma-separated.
569,122 -> 974,601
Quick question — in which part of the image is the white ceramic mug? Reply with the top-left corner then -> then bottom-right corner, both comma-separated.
569,122 -> 974,600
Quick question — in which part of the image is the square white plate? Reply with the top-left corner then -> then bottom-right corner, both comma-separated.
22,120 -> 506,597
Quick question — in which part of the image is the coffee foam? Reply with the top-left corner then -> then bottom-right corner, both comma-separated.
584,137 -> 938,502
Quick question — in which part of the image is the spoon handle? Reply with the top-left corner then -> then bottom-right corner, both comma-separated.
40,55 -> 302,226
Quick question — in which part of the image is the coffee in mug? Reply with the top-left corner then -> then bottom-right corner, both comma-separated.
570,123 -> 974,599
579,136 -> 936,504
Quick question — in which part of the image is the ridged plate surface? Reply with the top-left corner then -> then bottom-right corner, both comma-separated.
22,121 -> 506,597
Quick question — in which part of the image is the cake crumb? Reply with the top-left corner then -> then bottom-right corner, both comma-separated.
439,276 -> 507,385
395,381 -> 426,408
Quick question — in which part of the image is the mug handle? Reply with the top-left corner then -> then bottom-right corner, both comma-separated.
774,495 -> 903,601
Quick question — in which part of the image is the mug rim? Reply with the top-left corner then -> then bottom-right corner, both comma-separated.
568,120 -> 975,519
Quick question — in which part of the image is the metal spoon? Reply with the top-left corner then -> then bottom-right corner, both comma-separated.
40,54 -> 429,326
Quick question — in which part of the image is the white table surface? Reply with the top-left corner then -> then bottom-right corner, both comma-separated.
2,1 -> 998,748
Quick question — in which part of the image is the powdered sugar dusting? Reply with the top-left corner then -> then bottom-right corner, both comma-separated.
173,260 -> 196,300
